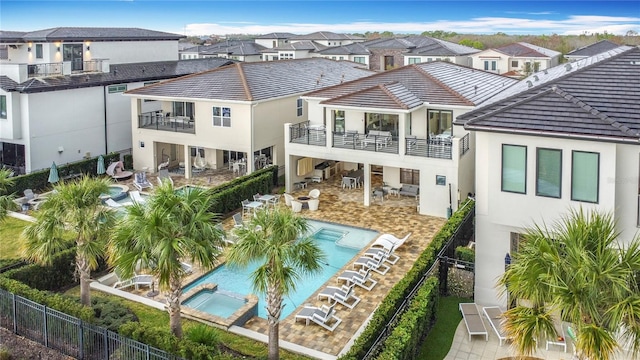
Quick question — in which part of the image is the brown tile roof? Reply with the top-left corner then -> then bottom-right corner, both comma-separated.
321,81 -> 423,110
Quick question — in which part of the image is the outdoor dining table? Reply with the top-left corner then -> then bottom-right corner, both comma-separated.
257,194 -> 276,206
245,201 -> 264,214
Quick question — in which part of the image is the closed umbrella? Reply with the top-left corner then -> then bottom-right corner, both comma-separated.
97,155 -> 106,175
48,162 -> 59,183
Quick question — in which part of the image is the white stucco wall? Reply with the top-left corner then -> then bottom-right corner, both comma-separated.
87,40 -> 178,63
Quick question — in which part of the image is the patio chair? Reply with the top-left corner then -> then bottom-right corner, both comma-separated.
341,176 -> 354,189
104,198 -> 123,208
291,200 -> 303,213
337,268 -> 377,291
241,199 -> 251,216
353,254 -> 391,275
283,193 -> 294,207
459,303 -> 488,341
181,262 -> 193,275
363,243 -> 399,265
308,199 -> 319,211
253,193 -> 262,201
157,169 -> 173,186
133,172 -> 153,191
372,233 -> 411,250
295,303 -> 341,332
24,189 -> 36,201
317,284 -> 361,309
232,212 -> 244,228
546,320 -> 567,352
308,189 -> 320,199
114,274 -> 153,290
483,306 -> 509,346
129,190 -> 146,204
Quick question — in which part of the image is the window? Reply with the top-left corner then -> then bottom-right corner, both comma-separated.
408,57 -> 421,64
212,106 -> 231,127
511,60 -> 518,68
484,60 -> 497,71
502,145 -> 527,194
571,151 -> 599,203
108,84 -> 127,93
353,56 -> 366,64
280,52 -> 293,60
365,113 -> 398,136
172,101 -> 194,118
536,148 -> 562,198
427,58 -> 433,62
35,44 -> 43,59
296,98 -> 303,117
333,110 -> 345,132
0,95 -> 6,119
400,168 -> 419,185
427,110 -> 453,136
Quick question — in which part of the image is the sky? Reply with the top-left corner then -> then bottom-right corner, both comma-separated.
1,1 -> 639,36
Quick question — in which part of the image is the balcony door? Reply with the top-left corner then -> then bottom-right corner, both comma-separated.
63,44 -> 83,71
365,113 -> 398,136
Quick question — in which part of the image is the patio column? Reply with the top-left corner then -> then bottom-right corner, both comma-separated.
284,124 -> 293,192
363,163 -> 371,206
398,113 -> 407,155
184,146 -> 192,180
325,107 -> 333,149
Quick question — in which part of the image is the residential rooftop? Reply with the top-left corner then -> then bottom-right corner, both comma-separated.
565,39 -> 621,57
363,36 -> 479,56
0,27 -> 184,43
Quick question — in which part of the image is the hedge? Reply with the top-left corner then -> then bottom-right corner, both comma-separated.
340,199 -> 475,360
455,246 -> 475,263
375,277 -> 439,360
2,153 -> 121,196
207,165 -> 278,215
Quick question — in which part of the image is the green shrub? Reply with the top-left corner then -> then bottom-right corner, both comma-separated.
123,154 -> 133,170
185,324 -> 220,347
0,346 -> 11,360
454,246 -> 475,263
91,297 -> 138,332
119,323 -> 220,360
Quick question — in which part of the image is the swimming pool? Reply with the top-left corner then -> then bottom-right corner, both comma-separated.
100,184 -> 130,202
183,220 -> 378,319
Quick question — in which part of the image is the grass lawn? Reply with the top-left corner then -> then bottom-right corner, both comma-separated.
417,296 -> 471,360
0,216 -> 29,260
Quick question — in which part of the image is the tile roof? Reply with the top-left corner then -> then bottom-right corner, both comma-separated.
305,61 -> 518,107
321,82 -> 424,110
0,31 -> 27,43
289,32 -> 364,41
566,40 -> 621,57
125,58 -> 374,102
7,58 -> 234,93
491,43 -> 549,58
200,41 -> 266,56
363,36 -> 478,55
11,27 -> 184,42
266,40 -> 327,52
255,32 -> 296,39
0,76 -> 19,91
458,46 -> 640,142
318,43 -> 370,56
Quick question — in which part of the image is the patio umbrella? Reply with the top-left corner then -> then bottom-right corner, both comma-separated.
97,155 -> 106,175
48,162 -> 59,183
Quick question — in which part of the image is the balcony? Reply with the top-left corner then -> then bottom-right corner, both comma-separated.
332,132 -> 399,154
27,62 -> 63,78
289,122 -> 326,146
138,112 -> 195,134
25,59 -> 106,78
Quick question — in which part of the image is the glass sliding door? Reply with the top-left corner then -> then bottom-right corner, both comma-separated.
63,44 -> 83,71
365,113 -> 398,136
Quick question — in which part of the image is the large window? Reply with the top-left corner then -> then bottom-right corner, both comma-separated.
353,56 -> 366,64
502,144 -> 527,194
536,148 -> 562,198
571,151 -> 599,203
484,60 -> 497,71
108,84 -> 127,93
173,101 -> 194,119
427,110 -> 453,136
212,106 -> 231,127
0,95 -> 6,119
365,113 -> 398,136
35,44 -> 43,59
408,57 -> 421,64
400,168 -> 419,185
333,110 -> 345,132
296,98 -> 303,117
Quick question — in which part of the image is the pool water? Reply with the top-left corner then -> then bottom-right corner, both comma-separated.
183,289 -> 246,318
183,220 -> 378,319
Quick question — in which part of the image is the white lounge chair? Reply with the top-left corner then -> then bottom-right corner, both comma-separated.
232,212 -> 244,228
546,321 -> 567,352
363,244 -> 399,265
181,262 -> 193,274
133,172 -> 153,191
459,303 -> 488,341
157,169 -> 173,186
353,255 -> 391,275
294,303 -> 341,331
113,274 -> 153,290
129,190 -> 146,204
373,233 -> 411,249
337,268 -> 377,291
317,284 -> 361,309
483,306 -> 509,346
104,198 -> 123,208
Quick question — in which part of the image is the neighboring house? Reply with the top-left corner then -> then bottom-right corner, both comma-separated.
261,41 -> 327,61
455,46 -> 638,308
180,40 -> 266,62
564,39 -> 621,61
260,32 -> 366,61
288,31 -> 365,47
315,43 -> 370,66
124,58 -> 374,179
284,61 -> 519,217
0,27 -> 235,175
469,42 -> 561,76
254,32 -> 295,49
362,36 -> 479,71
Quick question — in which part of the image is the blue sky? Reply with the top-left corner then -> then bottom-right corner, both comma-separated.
1,1 -> 639,36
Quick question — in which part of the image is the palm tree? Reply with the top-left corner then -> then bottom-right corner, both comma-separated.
498,208 -> 640,360
0,169 -> 18,220
22,176 -> 116,306
109,182 -> 225,338
227,207 -> 325,360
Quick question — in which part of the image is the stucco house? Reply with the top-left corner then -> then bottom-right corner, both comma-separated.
124,58 -> 373,179
469,42 -> 561,76
455,45 -> 639,308
180,40 -> 266,62
284,61 -> 518,217
0,28 -> 236,175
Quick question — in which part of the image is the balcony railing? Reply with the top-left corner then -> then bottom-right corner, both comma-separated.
405,137 -> 452,159
289,122 -> 326,146
27,63 -> 63,78
79,59 -> 104,73
138,112 -> 195,134
332,132 -> 399,154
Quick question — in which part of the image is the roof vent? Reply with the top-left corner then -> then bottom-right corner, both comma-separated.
113,67 -> 118,75
526,80 -> 533,88
544,69 -> 548,74
533,75 -> 539,81
141,66 -> 146,73
474,85 -> 478,94
631,61 -> 640,65
565,63 -> 572,71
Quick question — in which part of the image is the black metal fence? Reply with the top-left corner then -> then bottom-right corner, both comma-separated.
0,289 -> 183,360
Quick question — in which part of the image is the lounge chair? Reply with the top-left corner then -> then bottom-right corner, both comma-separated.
308,189 -> 320,199
133,172 -> 153,191
353,255 -> 391,275
106,161 -> 133,180
24,189 -> 35,201
104,198 -> 123,208
113,274 -> 153,290
362,244 -> 399,265
129,190 -> 146,204
294,303 -> 341,331
181,262 -> 193,274
337,268 -> 377,291
483,306 -> 509,346
283,193 -> 294,206
157,169 -> 173,186
232,212 -> 244,228
317,284 -> 361,309
546,320 -> 567,352
459,303 -> 488,341
373,233 -> 411,249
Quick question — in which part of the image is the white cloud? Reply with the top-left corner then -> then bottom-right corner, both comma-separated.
181,15 -> 640,36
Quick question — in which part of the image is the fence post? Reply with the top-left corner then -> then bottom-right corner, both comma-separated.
12,292 -> 17,334
103,327 -> 109,360
146,343 -> 151,360
78,319 -> 84,360
43,306 -> 48,347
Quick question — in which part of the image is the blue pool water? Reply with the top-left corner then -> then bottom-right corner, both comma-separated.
183,220 -> 378,319
183,289 -> 246,318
